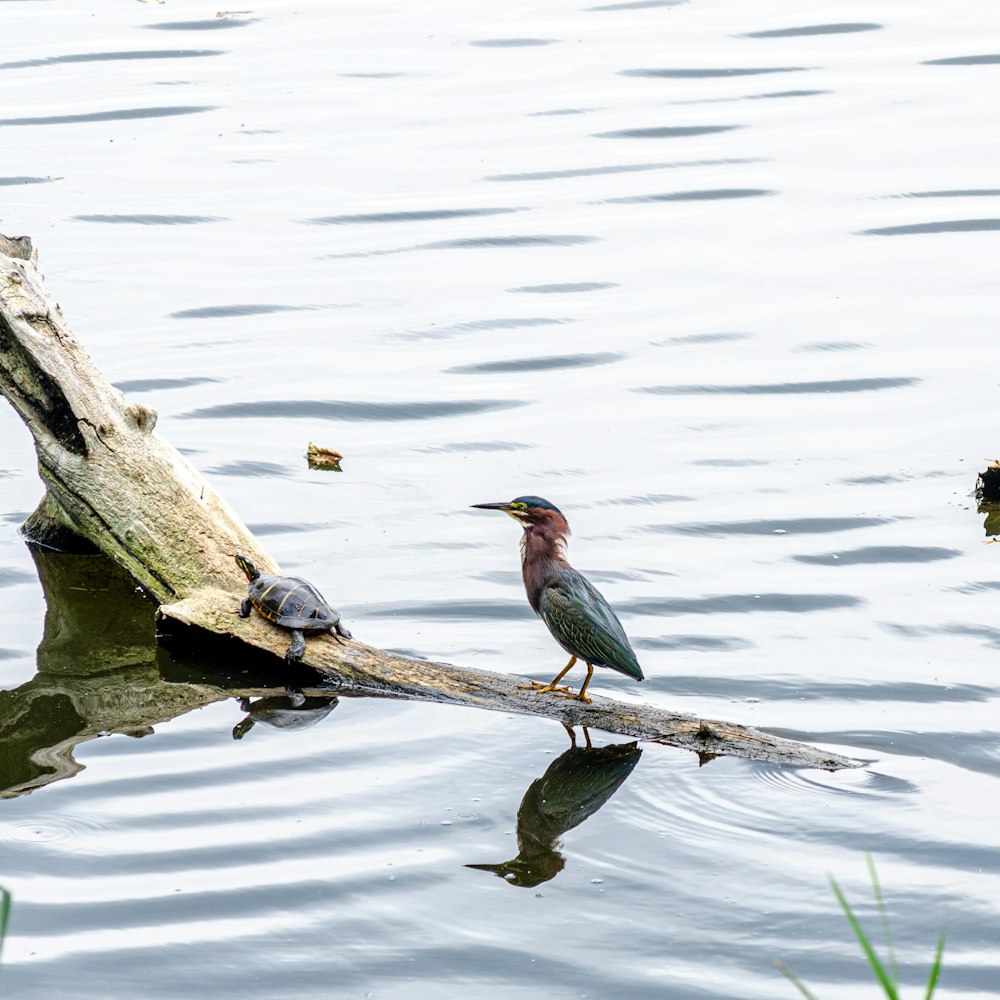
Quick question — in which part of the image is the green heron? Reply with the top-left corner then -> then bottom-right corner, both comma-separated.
471,495 -> 643,702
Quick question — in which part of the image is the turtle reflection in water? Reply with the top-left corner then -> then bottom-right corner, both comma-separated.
235,554 -> 352,662
232,692 -> 339,740
467,734 -> 641,887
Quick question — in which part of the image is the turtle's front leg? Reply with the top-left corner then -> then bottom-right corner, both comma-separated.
238,598 -> 253,618
285,629 -> 306,662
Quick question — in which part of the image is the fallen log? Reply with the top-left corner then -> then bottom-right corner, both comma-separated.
0,233 -> 858,770
159,592 -> 851,768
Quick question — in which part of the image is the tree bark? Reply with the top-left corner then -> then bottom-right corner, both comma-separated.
0,234 -> 858,771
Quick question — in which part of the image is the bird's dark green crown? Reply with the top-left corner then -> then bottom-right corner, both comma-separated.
510,496 -> 563,516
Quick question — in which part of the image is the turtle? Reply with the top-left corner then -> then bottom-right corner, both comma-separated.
235,553 -> 352,662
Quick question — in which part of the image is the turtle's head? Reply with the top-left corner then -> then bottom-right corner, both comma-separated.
235,553 -> 259,582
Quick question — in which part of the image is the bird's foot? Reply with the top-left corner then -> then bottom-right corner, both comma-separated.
519,681 -> 572,695
554,690 -> 592,704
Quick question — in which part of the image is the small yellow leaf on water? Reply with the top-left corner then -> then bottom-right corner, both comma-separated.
307,442 -> 344,472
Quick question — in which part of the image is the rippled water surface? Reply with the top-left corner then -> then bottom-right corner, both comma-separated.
3,1 -> 1000,996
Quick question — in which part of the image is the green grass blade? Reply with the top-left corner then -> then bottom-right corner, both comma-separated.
773,960 -> 822,1000
0,886 -> 11,965
865,853 -> 898,988
829,876 -> 900,1000
923,931 -> 946,999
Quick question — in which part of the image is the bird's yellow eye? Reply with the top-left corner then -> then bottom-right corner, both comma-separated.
510,501 -> 527,511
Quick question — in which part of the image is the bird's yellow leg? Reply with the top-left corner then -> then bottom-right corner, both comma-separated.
520,656 -> 576,695
555,663 -> 594,704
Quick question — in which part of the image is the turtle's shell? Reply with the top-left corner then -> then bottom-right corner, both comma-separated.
248,573 -> 342,632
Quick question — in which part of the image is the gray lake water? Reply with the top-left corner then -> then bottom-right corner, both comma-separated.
2,1 -> 1000,996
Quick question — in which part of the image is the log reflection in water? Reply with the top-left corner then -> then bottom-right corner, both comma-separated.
0,547 -> 307,798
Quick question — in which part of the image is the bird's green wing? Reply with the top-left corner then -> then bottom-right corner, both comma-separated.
539,572 -> 642,680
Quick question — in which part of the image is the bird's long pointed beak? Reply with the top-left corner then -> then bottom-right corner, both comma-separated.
470,502 -> 510,511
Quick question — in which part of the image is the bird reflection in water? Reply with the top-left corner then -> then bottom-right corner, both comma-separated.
232,692 -> 339,740
467,729 -> 642,887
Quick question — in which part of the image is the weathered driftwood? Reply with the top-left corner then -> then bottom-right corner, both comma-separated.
0,232 -> 275,596
0,547 -> 842,800
159,591 -> 851,768
0,234 -> 858,770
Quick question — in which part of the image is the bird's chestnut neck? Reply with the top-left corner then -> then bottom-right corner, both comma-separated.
519,510 -> 571,612
521,509 -> 570,545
